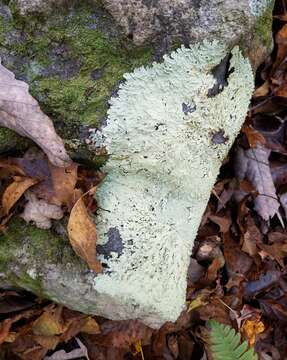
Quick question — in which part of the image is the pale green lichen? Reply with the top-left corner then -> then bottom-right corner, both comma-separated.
249,0 -> 273,16
92,40 -> 254,327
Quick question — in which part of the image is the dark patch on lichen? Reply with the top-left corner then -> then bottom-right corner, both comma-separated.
182,102 -> 196,115
208,53 -> 234,98
211,130 -> 229,145
97,227 -> 124,258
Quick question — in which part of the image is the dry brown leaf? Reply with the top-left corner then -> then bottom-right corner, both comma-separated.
0,319 -> 13,344
235,146 -> 280,221
2,176 -> 38,215
33,335 -> 59,351
86,319 -> 153,349
242,126 -> 266,148
32,307 -> 64,337
68,187 -> 102,273
7,151 -> 78,207
0,159 -> 26,177
81,317 -> 101,335
208,214 -> 231,233
0,60 -> 71,167
49,163 -> 78,207
253,81 -> 270,97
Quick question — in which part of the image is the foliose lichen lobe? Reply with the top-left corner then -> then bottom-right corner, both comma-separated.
92,40 -> 254,326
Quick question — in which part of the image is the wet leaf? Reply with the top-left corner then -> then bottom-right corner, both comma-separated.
68,187 -> 102,273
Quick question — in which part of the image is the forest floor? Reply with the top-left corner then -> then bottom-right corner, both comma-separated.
1,0 -> 287,359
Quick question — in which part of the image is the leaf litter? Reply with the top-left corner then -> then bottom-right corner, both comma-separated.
3,0 -> 287,359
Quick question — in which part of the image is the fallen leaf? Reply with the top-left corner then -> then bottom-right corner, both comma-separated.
68,187 -> 102,273
0,319 -> 13,344
0,60 -> 71,167
44,338 -> 90,360
132,340 -> 145,360
49,163 -> 78,207
33,335 -> 59,351
10,150 -> 78,207
244,270 -> 282,300
242,318 -> 265,345
80,317 -> 100,335
242,125 -> 266,148
208,214 -> 231,233
188,294 -> 208,312
235,146 -> 280,221
32,309 -> 64,336
21,192 -> 63,229
253,81 -> 270,97
2,176 -> 38,215
85,320 -> 153,349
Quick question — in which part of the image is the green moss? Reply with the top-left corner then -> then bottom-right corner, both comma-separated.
8,272 -> 45,297
0,127 -> 30,153
0,2 -> 153,137
254,1 -> 274,50
0,218 -> 86,274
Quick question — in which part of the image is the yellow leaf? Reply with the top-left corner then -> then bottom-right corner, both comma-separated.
81,317 -> 100,335
242,319 -> 265,346
32,311 -> 63,336
132,340 -> 145,360
187,295 -> 207,312
68,187 -> 102,273
2,177 -> 38,215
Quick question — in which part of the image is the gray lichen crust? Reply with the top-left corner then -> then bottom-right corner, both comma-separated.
91,40 -> 254,327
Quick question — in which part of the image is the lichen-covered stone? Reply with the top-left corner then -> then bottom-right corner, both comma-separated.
0,0 -> 273,328
89,41 -> 254,327
0,40 -> 253,328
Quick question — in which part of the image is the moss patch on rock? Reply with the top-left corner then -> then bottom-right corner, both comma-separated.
0,218 -> 87,296
0,1 -> 152,159
254,0 -> 274,49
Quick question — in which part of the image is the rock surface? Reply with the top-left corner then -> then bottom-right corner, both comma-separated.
0,0 -> 273,327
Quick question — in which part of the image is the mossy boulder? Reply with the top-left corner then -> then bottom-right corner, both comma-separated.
0,1 -> 153,161
0,0 -> 275,327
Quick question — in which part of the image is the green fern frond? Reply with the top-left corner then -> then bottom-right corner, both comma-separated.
208,320 -> 258,360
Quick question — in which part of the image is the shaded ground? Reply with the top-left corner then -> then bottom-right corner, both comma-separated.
2,0 -> 287,359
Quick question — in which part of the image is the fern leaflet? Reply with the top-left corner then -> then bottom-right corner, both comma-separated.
208,320 -> 258,360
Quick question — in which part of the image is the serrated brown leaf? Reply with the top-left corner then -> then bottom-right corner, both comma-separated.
2,176 -> 38,215
68,187 -> 102,273
0,60 -> 71,167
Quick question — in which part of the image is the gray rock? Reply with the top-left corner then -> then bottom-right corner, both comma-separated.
0,0 -> 274,328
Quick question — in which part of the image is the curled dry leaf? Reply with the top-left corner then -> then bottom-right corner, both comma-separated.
2,176 -> 38,215
0,60 -> 71,167
68,187 -> 102,273
235,146 -> 280,221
